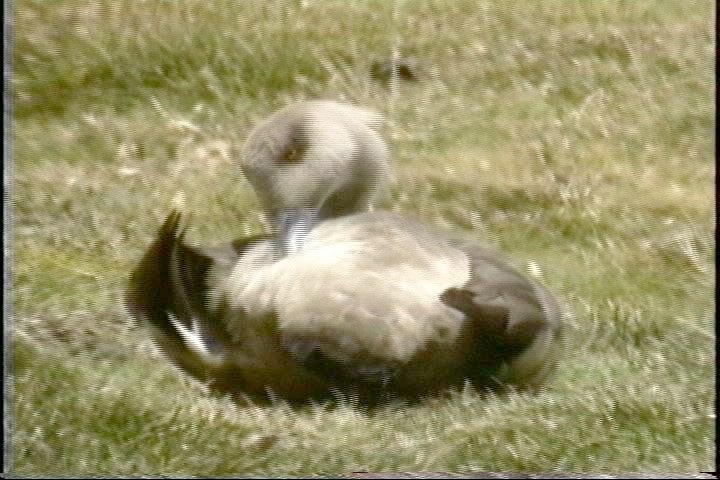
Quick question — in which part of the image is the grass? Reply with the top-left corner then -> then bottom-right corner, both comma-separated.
8,0 -> 715,476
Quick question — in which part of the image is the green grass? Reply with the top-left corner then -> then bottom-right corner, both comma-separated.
9,0 -> 715,476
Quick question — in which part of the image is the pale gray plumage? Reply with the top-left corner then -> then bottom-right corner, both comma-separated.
126,100 -> 562,403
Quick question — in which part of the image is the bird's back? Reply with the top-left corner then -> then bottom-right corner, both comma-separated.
220,211 -> 560,395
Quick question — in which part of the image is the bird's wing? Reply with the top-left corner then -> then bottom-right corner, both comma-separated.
125,211 -> 267,383
440,241 -> 562,389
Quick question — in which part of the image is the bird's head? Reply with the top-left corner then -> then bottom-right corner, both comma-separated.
240,100 -> 391,253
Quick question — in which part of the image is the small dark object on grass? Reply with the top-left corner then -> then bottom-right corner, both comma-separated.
371,56 -> 420,82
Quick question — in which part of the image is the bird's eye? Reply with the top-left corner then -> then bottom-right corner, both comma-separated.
281,143 -> 307,164
283,148 -> 300,163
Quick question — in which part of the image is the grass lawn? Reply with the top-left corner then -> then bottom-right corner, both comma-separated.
8,0 -> 715,476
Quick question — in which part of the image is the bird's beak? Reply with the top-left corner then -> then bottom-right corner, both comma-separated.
274,207 -> 321,256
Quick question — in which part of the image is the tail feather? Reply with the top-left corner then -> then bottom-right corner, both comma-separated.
126,210 -> 183,338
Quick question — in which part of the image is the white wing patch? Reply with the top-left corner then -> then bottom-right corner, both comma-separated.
167,312 -> 226,366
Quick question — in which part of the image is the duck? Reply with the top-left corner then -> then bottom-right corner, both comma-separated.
126,100 -> 562,404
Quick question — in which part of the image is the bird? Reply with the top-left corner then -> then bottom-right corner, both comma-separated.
126,100 -> 562,404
